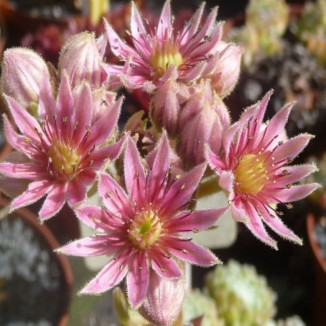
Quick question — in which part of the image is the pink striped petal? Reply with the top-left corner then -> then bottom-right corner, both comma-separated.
244,201 -> 278,249
80,254 -> 128,294
156,0 -> 172,40
39,182 -> 67,220
276,164 -> 318,187
150,248 -> 182,279
0,162 -> 45,179
75,205 -> 103,229
231,203 -> 249,223
206,145 -> 226,172
219,170 -> 234,193
165,236 -> 219,266
273,134 -> 313,163
11,179 -> 53,211
38,74 -> 56,120
57,235 -> 116,256
160,163 -> 206,216
124,137 -> 146,205
73,83 -> 92,145
127,251 -> 149,308
261,209 -> 302,245
148,133 -> 170,203
5,95 -> 41,143
98,172 -> 133,218
67,179 -> 87,207
276,183 -> 320,203
166,207 -> 227,233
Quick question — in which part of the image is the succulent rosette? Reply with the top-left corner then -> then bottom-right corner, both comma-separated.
104,0 -> 225,92
58,134 -> 227,308
0,71 -> 124,220
206,91 -> 319,248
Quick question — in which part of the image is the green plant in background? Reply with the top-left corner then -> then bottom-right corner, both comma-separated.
205,260 -> 276,326
293,0 -> 326,65
230,0 -> 288,65
182,289 -> 225,326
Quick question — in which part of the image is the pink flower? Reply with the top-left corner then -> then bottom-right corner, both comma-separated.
0,72 -> 124,220
206,91 -> 319,249
58,134 -> 226,308
104,0 -> 224,92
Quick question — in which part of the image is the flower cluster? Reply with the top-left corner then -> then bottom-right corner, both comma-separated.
0,1 -> 319,325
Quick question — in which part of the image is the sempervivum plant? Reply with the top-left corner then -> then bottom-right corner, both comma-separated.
182,289 -> 225,326
205,260 -> 276,326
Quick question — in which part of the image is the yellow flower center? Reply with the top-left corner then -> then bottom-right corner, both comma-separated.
235,153 -> 269,195
129,209 -> 162,249
48,140 -> 81,179
149,41 -> 183,76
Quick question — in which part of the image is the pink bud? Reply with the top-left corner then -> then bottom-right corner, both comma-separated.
150,67 -> 190,135
58,32 -> 108,90
177,81 -> 230,169
139,266 -> 185,326
210,42 -> 242,99
1,48 -> 51,111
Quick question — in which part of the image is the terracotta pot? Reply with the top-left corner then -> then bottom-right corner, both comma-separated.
306,213 -> 326,326
0,196 -> 73,326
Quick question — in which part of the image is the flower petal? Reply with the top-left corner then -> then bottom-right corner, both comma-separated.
127,251 -> 149,308
160,163 -> 206,216
165,236 -> 219,266
166,207 -> 227,233
11,179 -> 53,211
0,161 -> 45,179
156,0 -> 173,40
79,253 -> 128,294
57,235 -> 116,256
39,182 -> 67,220
124,136 -> 146,205
75,205 -> 103,229
276,183 -> 320,203
67,178 -> 87,207
276,164 -> 318,187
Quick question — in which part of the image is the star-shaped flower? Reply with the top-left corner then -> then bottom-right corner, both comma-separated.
58,134 -> 226,308
207,91 -> 319,249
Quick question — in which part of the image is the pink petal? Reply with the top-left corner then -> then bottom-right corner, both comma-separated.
206,145 -> 226,172
148,133 -> 170,203
83,97 -> 122,153
56,72 -> 74,141
0,162 -> 45,179
231,203 -> 249,223
243,201 -> 278,249
90,136 -> 126,170
273,134 -> 313,163
73,83 -> 92,145
38,74 -> 56,120
252,90 -> 273,129
67,179 -> 87,207
124,136 -> 146,205
222,122 -> 240,157
165,236 -> 219,266
127,251 -> 149,308
150,248 -> 182,279
276,183 -> 320,203
77,169 -> 96,186
80,254 -> 128,294
156,0 -> 173,40
180,61 -> 206,82
179,2 -> 205,47
5,95 -> 41,143
39,182 -> 67,220
160,163 -> 206,217
276,164 -> 318,187
261,208 -> 302,245
219,170 -> 234,193
264,102 -> 293,145
3,115 -> 33,155
11,179 -> 53,211
75,205 -> 103,229
98,172 -> 133,218
166,207 -> 228,233
57,235 -> 116,256
104,19 -> 137,59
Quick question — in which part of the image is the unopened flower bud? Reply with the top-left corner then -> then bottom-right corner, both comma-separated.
210,42 -> 242,99
150,67 -> 190,135
139,264 -> 186,326
58,32 -> 108,90
1,48 -> 51,113
177,81 -> 230,169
